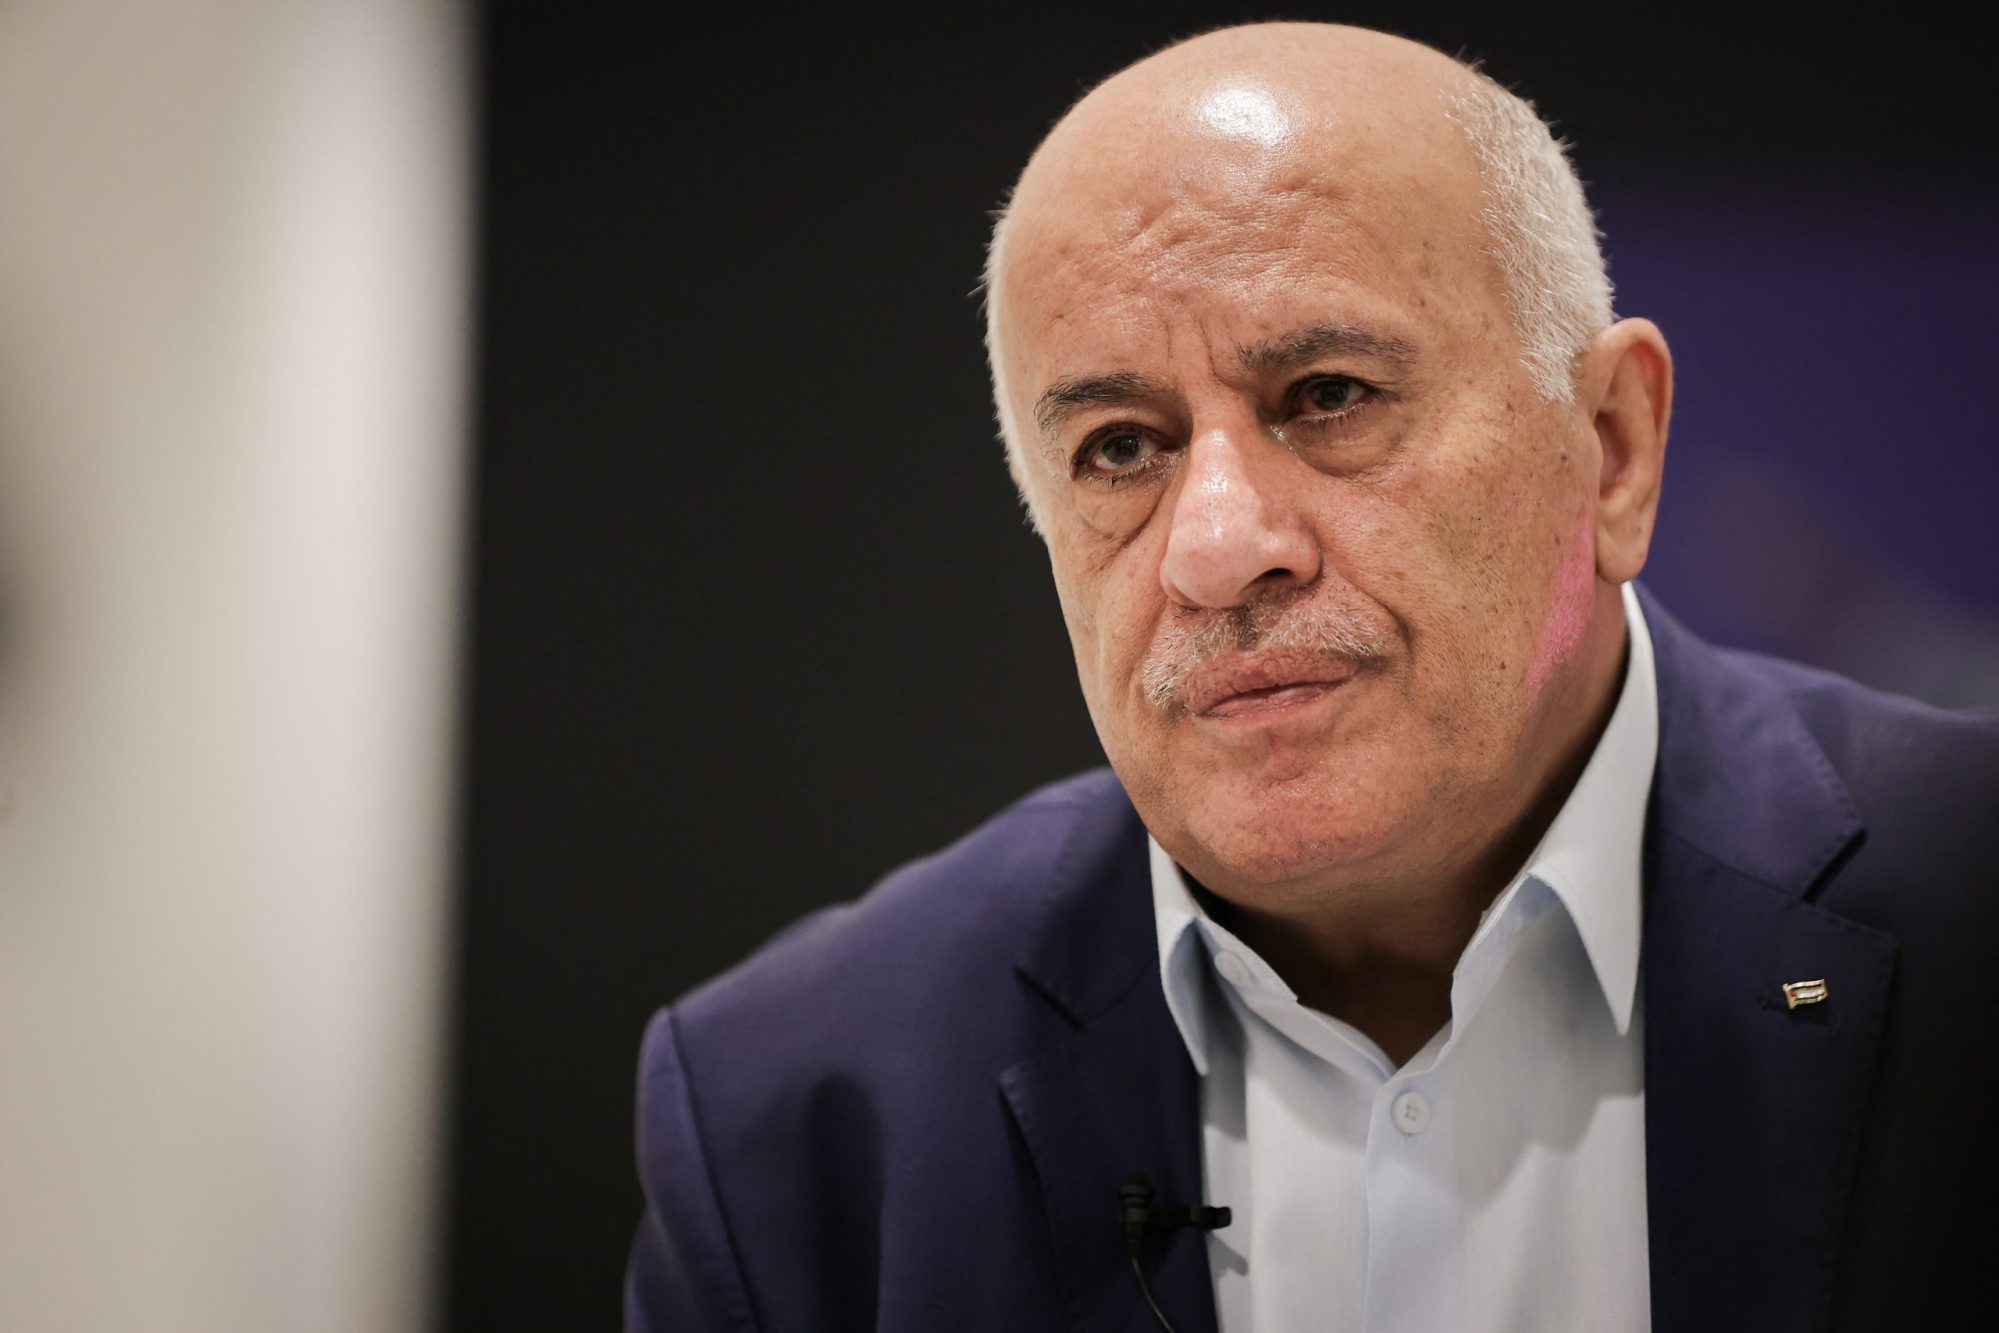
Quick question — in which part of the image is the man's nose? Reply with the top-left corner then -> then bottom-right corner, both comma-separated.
1159,426 -> 1321,609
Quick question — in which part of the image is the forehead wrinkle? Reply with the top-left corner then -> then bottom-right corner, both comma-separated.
1235,322 -> 1419,376
1022,167 -> 1350,304
1138,181 -> 1348,275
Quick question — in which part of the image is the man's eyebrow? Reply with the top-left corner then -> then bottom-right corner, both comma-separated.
1236,322 -> 1418,375
1032,370 -> 1175,437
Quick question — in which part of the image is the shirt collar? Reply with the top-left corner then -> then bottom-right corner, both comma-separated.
1151,581 -> 1660,1070
1150,834 -> 1218,1075
1516,580 -> 1658,1036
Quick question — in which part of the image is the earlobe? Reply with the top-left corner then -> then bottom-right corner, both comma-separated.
1586,318 -> 1673,585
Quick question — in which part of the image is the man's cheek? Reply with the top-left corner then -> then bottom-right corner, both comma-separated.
1050,573 -> 1117,705
1389,469 -> 1538,622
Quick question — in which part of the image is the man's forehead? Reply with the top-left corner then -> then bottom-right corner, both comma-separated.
993,29 -> 1494,372
1009,172 -> 1419,317
998,138 -> 1488,403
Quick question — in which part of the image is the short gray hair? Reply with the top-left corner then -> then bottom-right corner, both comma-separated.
980,63 -> 1613,531
1444,72 -> 1614,404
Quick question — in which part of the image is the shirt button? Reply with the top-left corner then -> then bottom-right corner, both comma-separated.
1214,952 -> 1250,986
1391,1090 -> 1431,1135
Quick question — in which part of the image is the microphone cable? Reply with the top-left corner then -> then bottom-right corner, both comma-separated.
1119,1172 -> 1231,1333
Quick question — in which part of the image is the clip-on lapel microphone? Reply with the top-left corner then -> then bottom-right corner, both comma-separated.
1119,1172 -> 1231,1332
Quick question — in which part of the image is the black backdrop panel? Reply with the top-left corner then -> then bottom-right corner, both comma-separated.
452,6 -> 1996,1327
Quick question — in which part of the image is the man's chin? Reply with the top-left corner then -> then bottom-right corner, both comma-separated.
1146,778 -> 1405,899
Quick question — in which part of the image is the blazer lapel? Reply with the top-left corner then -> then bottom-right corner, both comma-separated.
1639,591 -> 1898,1332
1000,792 -> 1218,1333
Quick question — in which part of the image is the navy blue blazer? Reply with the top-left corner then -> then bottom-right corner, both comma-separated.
627,591 -> 1999,1332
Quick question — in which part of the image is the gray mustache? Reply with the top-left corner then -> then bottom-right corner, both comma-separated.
1141,598 -> 1393,709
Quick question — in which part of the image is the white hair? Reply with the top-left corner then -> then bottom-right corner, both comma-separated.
979,205 -> 1032,524
1443,72 -> 1614,404
980,63 -> 1613,533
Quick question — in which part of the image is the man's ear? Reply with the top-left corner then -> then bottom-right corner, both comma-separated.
1578,318 -> 1672,584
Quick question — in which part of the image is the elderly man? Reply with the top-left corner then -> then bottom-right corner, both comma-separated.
627,22 -> 1998,1333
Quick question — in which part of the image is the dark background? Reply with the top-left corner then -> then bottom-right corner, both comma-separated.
448,5 -> 1998,1326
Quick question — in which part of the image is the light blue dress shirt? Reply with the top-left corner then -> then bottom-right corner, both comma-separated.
1151,583 -> 1659,1332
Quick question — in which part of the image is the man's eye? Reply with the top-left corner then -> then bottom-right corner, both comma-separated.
1080,430 -> 1159,477
1302,375 -> 1369,413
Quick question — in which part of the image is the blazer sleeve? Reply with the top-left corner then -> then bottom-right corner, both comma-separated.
624,1007 -> 761,1333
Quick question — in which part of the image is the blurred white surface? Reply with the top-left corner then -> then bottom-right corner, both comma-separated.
0,2 -> 468,1329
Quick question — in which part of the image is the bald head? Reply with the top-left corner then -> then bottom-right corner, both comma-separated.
984,23 -> 1611,525
1006,24 -> 1480,214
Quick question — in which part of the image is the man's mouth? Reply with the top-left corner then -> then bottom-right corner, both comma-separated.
1177,652 -> 1362,717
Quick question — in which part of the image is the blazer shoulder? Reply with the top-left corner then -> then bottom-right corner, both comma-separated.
1744,649 -> 1999,832
653,767 -> 1132,1104
1642,591 -> 1999,864
1714,648 -> 1999,939
678,767 -> 1125,1017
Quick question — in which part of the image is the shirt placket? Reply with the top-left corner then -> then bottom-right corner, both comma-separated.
1359,1057 -> 1456,1333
